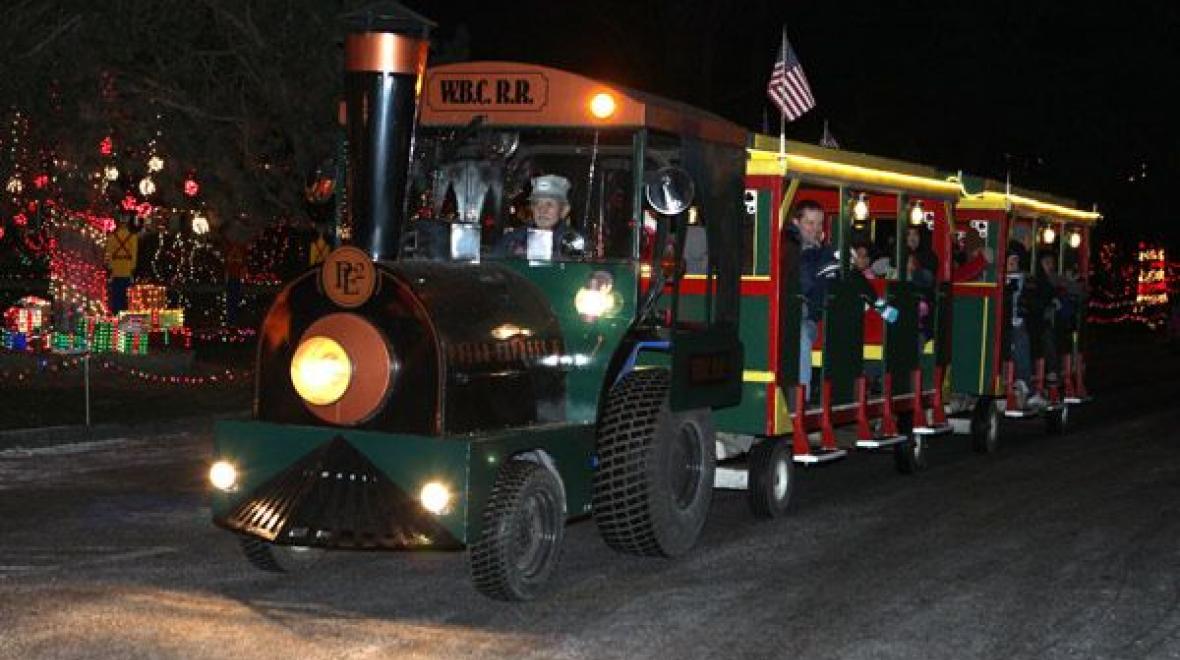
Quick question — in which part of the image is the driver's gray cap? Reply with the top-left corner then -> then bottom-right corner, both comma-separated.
529,175 -> 571,203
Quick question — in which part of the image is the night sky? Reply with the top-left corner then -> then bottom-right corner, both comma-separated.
402,0 -> 1178,246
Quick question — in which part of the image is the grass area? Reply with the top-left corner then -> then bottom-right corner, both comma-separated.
0,341 -> 254,431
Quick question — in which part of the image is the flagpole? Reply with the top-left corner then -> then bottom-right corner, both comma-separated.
779,112 -> 785,158
778,27 -> 787,158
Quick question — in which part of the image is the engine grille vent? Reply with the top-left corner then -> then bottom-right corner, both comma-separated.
222,436 -> 458,549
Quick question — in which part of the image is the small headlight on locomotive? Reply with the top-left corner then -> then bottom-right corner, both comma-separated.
209,460 -> 238,491
290,336 -> 353,406
420,481 -> 452,515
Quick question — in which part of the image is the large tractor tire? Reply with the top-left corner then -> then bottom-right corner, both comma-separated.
971,396 -> 1001,454
469,460 -> 565,601
240,537 -> 325,573
747,438 -> 794,518
593,369 -> 715,558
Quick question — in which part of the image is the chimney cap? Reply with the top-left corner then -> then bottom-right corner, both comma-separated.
341,2 -> 436,36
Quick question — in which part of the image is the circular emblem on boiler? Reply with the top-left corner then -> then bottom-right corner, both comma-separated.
321,246 -> 376,308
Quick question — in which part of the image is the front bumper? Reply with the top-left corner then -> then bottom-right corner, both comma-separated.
211,420 -> 471,550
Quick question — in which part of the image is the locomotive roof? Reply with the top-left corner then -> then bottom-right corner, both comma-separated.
746,134 -> 962,199
419,61 -> 747,147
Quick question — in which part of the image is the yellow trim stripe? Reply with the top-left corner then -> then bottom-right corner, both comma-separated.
682,274 -> 771,282
747,150 -> 961,198
743,370 -> 775,383
808,342 -> 931,368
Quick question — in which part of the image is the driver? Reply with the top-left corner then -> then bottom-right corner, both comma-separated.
497,174 -> 586,259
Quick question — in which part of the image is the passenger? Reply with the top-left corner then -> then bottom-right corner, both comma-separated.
871,234 -> 896,278
952,232 -> 994,282
1030,251 -> 1064,399
1010,225 -> 1034,269
1005,241 -> 1034,408
904,225 -> 938,289
497,175 -> 586,259
851,242 -> 876,279
1055,264 -> 1087,333
789,200 -> 840,402
905,226 -> 938,341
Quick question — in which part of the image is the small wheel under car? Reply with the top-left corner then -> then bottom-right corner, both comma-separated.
748,438 -> 794,518
469,460 -> 565,601
240,537 -> 325,573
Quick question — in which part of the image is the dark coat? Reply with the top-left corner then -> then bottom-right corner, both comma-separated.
791,225 -> 839,322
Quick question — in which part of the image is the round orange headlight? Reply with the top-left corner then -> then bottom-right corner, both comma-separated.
294,313 -> 394,426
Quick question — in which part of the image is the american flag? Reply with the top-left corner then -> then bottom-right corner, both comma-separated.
767,28 -> 815,122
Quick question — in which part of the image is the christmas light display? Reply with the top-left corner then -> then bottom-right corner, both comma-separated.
2,99 -> 340,368
128,284 -> 167,311
1135,245 -> 1169,329
1087,241 -> 1179,328
0,350 -> 249,386
3,296 -> 50,334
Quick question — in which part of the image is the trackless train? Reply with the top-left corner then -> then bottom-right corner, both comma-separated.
209,7 -> 1099,600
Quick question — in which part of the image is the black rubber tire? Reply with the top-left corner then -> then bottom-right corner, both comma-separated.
240,537 -> 324,573
593,369 -> 715,558
971,397 -> 1001,454
1045,404 -> 1069,435
469,460 -> 565,601
747,438 -> 794,518
893,431 -> 928,474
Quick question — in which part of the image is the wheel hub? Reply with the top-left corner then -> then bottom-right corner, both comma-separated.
513,489 -> 557,577
772,456 -> 790,500
668,423 -> 703,509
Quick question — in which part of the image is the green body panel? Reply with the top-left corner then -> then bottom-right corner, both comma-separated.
498,259 -> 637,423
894,193 -> 909,267
738,294 -> 770,367
822,280 -> 866,404
752,189 -> 772,276
713,380 -> 769,435
934,283 -> 953,366
777,230 -> 803,389
213,419 -> 596,546
712,292 -> 769,435
833,185 -> 850,274
884,282 -> 920,395
950,293 -> 996,396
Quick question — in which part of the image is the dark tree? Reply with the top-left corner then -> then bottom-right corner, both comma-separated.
0,1 -> 366,236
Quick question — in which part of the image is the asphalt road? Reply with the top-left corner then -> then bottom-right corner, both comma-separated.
1,336 -> 1178,659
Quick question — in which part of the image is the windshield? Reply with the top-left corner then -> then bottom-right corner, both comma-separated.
405,126 -> 639,262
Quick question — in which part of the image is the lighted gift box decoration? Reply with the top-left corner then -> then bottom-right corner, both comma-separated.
2,286 -> 192,356
128,284 -> 167,312
122,284 -> 185,331
3,296 -> 50,335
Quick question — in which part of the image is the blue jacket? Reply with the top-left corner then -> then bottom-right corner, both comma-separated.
795,234 -> 839,321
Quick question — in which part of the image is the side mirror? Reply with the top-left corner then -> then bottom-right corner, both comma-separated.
644,167 -> 695,216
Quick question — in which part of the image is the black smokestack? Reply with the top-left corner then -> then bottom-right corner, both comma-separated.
342,4 -> 434,261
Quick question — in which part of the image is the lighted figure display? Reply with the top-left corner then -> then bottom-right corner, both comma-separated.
103,220 -> 138,313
